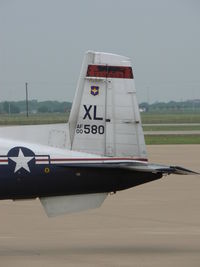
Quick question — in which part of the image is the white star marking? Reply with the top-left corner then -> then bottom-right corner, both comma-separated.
9,148 -> 34,173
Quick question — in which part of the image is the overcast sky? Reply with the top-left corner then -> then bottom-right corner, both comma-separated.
0,0 -> 199,103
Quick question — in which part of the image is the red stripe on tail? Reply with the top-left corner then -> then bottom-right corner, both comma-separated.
87,65 -> 133,79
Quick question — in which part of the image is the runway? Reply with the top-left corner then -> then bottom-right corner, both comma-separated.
0,145 -> 200,267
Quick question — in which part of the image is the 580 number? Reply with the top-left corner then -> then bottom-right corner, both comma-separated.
76,124 -> 104,135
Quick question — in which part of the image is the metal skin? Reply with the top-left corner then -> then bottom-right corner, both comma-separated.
0,160 -> 162,200
0,142 -> 161,200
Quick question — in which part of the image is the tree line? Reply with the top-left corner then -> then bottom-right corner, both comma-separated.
139,100 -> 200,113
0,99 -> 200,114
0,100 -> 72,114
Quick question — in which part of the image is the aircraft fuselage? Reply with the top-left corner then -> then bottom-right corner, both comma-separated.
0,139 -> 162,200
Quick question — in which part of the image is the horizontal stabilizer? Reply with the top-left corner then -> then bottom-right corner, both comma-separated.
57,161 -> 198,175
126,164 -> 199,175
167,166 -> 199,175
40,193 -> 108,217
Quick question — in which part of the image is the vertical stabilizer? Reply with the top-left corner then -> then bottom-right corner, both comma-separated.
68,51 -> 147,159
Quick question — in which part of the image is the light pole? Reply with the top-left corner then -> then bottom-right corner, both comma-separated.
25,82 -> 29,117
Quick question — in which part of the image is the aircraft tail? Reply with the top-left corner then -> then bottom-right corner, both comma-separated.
68,51 -> 147,159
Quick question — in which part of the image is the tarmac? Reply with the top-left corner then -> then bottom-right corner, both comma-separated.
0,145 -> 200,267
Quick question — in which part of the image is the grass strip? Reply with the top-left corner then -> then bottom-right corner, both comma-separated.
0,113 -> 68,125
141,113 -> 200,124
143,125 -> 200,131
1,112 -> 200,126
145,134 -> 200,145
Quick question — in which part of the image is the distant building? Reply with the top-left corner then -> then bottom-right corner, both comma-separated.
139,107 -> 146,113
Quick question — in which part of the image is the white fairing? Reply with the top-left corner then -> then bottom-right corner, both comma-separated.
69,51 -> 147,158
0,124 -> 70,149
40,193 -> 108,217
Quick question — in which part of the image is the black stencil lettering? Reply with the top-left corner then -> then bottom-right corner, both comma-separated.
83,105 -> 92,120
93,105 -> 103,120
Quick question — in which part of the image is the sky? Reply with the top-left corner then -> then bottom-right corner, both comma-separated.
0,0 -> 200,103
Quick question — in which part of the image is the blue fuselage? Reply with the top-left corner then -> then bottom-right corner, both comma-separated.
0,163 -> 162,200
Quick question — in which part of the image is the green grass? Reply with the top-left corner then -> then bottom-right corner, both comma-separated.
1,112 -> 200,126
143,125 -> 200,131
145,134 -> 200,145
0,113 -> 68,125
141,113 -> 200,124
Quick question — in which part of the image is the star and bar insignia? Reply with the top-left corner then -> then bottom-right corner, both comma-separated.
0,147 -> 49,174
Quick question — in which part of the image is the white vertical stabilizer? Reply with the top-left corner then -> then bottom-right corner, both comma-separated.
69,51 -> 147,159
